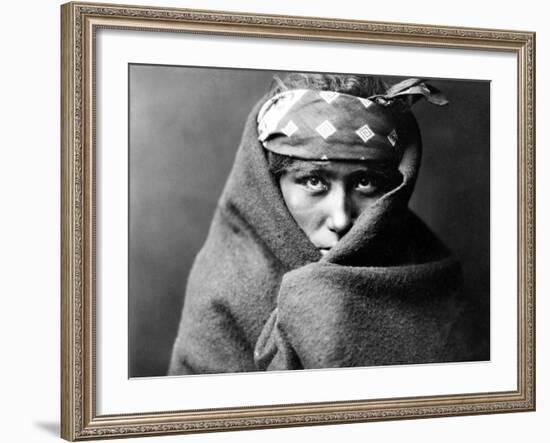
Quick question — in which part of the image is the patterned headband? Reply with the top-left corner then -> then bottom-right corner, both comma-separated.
257,78 -> 447,162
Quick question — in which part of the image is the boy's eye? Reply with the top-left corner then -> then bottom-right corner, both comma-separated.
355,175 -> 379,194
302,176 -> 327,192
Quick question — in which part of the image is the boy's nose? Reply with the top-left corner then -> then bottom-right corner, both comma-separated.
325,187 -> 353,236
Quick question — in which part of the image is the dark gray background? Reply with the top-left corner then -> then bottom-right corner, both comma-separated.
129,65 -> 490,378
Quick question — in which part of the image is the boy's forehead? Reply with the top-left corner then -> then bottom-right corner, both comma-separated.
286,159 -> 382,174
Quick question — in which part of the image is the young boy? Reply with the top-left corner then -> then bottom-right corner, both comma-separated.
169,73 -> 472,375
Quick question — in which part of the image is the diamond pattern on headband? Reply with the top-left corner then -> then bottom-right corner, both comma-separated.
358,97 -> 373,109
316,120 -> 337,139
356,124 -> 374,143
387,129 -> 398,147
319,91 -> 339,104
281,120 -> 298,137
257,90 -> 307,141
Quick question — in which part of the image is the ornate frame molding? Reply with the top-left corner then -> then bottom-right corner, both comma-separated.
61,2 -> 535,440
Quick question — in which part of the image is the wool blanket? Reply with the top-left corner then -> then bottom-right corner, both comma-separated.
168,97 -> 473,375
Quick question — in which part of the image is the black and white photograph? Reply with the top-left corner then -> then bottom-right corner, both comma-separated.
128,66 -> 490,378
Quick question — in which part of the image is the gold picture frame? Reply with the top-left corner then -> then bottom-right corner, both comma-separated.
61,1 -> 535,440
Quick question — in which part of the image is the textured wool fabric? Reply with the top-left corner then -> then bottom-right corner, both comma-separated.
168,94 -> 473,375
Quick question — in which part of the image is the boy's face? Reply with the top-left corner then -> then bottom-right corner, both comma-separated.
279,160 -> 400,256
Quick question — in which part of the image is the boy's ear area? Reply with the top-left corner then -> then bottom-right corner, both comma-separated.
266,151 -> 301,179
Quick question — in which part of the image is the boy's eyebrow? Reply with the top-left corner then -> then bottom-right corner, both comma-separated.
285,161 -> 391,175
284,162 -> 332,175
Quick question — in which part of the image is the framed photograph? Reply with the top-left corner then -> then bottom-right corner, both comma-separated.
61,1 -> 535,440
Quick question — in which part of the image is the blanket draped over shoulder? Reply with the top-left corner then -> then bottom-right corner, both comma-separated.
168,97 -> 475,375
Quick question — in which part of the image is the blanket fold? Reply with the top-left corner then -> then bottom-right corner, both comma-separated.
254,254 -> 467,370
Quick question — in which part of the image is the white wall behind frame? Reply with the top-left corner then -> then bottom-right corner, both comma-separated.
0,0 -> 545,442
